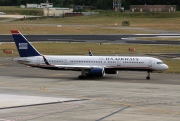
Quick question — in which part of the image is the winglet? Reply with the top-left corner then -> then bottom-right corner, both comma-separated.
11,30 -> 41,57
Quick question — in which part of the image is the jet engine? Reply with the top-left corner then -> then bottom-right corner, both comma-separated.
86,68 -> 105,77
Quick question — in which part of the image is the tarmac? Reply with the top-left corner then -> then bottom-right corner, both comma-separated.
0,57 -> 180,121
1,34 -> 180,45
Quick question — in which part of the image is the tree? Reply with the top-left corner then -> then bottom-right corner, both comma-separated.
0,0 -> 179,10
95,0 -> 112,10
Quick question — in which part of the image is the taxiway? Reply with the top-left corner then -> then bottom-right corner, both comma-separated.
0,57 -> 179,121
0,34 -> 180,45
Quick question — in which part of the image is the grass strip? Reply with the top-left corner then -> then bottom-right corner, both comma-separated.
0,42 -> 179,74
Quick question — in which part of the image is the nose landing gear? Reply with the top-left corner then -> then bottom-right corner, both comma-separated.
146,71 -> 150,80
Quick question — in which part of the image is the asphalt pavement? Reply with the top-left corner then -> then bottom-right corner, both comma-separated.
0,57 -> 179,121
0,34 -> 180,44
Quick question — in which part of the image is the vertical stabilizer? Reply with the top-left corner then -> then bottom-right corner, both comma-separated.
11,30 -> 41,57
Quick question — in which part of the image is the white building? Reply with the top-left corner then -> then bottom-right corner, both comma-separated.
40,3 -> 53,8
44,8 -> 73,16
26,3 -> 53,8
27,4 -> 38,8
20,5 -> 26,8
0,12 -> 6,15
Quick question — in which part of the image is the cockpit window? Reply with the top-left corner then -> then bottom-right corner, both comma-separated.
157,62 -> 164,64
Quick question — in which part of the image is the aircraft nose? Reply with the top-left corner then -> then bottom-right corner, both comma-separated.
164,64 -> 169,70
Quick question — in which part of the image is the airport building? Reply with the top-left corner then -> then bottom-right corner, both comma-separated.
43,8 -> 73,17
44,7 -> 99,17
130,5 -> 177,12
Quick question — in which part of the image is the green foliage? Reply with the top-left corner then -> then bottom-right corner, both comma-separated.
95,0 -> 112,10
0,0 -> 179,10
94,10 -> 180,18
73,9 -> 85,12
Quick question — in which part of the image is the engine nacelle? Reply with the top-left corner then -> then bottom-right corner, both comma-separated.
105,70 -> 118,74
86,68 -> 105,77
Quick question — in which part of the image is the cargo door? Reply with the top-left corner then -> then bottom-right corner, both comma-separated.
37,57 -> 41,65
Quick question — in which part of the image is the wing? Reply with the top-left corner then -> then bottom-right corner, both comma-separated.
42,56 -> 103,70
55,65 -> 103,69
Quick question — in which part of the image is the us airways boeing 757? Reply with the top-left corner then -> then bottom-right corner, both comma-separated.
11,30 -> 168,79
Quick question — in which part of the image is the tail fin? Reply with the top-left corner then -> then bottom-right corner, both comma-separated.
11,30 -> 41,57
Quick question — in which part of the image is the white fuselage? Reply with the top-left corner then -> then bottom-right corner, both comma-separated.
14,55 -> 169,71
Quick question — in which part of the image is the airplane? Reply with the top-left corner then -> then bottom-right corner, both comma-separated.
11,30 -> 169,80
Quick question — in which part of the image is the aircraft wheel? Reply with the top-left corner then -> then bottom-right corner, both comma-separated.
78,75 -> 86,79
146,76 -> 150,80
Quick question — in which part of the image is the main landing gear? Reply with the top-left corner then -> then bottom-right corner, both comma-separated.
146,71 -> 150,80
78,69 -> 87,79
78,75 -> 87,79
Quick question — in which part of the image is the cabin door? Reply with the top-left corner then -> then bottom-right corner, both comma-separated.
148,60 -> 152,67
64,59 -> 67,65
117,59 -> 121,66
